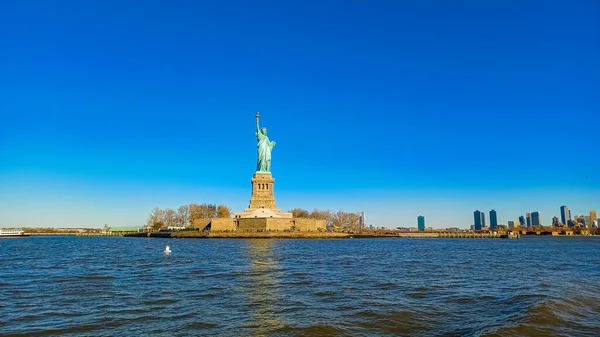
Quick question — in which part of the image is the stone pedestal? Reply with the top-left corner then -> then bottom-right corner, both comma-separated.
249,173 -> 276,209
233,172 -> 293,219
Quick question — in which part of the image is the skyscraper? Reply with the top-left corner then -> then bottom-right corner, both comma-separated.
590,210 -> 597,227
531,211 -> 541,226
482,212 -> 486,228
508,220 -> 515,229
359,211 -> 366,229
526,212 -> 532,227
417,216 -> 425,232
489,209 -> 498,229
519,215 -> 526,228
474,210 -> 484,231
560,206 -> 571,226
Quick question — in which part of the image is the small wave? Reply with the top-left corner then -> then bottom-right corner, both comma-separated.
488,294 -> 600,336
12,314 -> 44,323
208,286 -> 226,290
275,324 -> 350,336
76,275 -> 116,281
351,310 -> 430,334
291,272 -> 307,277
446,295 -> 496,304
353,310 -> 379,318
314,291 -> 337,297
164,312 -> 196,320
142,298 -> 177,305
105,308 -> 148,315
503,293 -> 547,305
280,280 -> 312,285
331,304 -> 358,311
13,323 -> 105,336
407,292 -> 427,299
374,282 -> 397,290
185,321 -> 218,329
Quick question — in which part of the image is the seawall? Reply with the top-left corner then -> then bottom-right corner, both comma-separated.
122,231 -> 514,239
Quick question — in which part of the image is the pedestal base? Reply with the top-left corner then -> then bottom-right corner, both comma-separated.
248,173 -> 276,209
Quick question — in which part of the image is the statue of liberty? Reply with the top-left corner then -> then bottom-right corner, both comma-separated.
255,112 -> 276,173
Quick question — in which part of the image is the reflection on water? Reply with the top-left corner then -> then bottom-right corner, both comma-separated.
0,236 -> 599,336
242,239 -> 284,335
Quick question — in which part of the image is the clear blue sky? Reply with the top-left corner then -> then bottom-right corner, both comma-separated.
1,1 -> 598,228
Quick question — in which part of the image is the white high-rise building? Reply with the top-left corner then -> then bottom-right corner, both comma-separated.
359,211 -> 366,229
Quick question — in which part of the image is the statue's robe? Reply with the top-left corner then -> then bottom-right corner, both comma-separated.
256,132 -> 273,172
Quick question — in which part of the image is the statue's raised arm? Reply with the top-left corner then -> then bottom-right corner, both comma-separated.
255,112 -> 260,135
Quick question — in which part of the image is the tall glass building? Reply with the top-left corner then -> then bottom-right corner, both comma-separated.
531,211 -> 541,226
560,206 -> 571,226
473,210 -> 485,230
417,215 -> 425,232
490,209 -> 498,229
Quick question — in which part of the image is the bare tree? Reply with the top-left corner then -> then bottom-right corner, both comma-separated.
189,203 -> 218,222
310,209 -> 335,230
147,207 -> 165,231
333,210 -> 361,232
289,208 -> 310,218
163,208 -> 177,227
217,204 -> 232,218
177,205 -> 190,227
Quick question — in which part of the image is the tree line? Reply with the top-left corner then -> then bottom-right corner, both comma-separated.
288,208 -> 361,232
146,204 -> 361,232
146,203 -> 232,230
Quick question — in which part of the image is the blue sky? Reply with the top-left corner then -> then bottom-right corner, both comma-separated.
1,1 -> 598,228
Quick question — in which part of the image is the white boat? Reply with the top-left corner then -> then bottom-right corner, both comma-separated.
0,229 -> 30,238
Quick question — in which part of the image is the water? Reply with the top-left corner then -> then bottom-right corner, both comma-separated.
1,236 -> 599,336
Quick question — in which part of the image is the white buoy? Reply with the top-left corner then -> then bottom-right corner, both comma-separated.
164,245 -> 171,255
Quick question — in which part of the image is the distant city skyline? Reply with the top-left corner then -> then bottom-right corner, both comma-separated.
469,205 -> 598,229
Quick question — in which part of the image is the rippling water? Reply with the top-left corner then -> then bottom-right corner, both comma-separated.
1,236 -> 599,336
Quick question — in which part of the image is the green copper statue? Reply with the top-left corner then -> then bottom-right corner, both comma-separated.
255,112 -> 276,173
